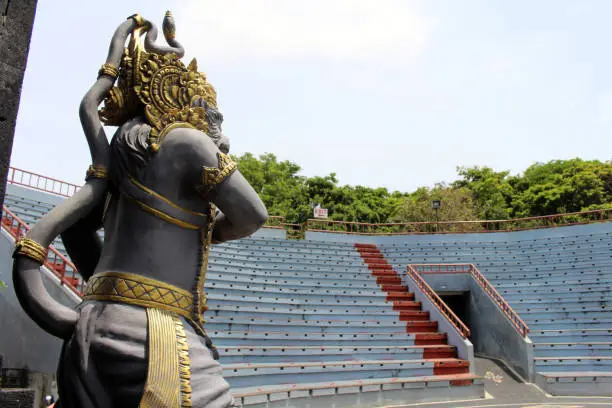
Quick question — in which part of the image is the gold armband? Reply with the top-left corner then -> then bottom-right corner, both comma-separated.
86,165 -> 108,181
202,152 -> 237,187
13,238 -> 48,264
98,63 -> 119,80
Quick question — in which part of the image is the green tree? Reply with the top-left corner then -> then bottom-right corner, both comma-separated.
391,185 -> 479,223
453,166 -> 513,220
511,159 -> 611,216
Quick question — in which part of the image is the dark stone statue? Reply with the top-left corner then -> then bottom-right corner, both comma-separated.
12,12 -> 267,408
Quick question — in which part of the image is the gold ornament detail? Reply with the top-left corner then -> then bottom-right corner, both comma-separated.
13,238 -> 48,264
174,315 -> 193,407
85,164 -> 108,180
202,152 -> 237,188
97,63 -> 119,80
84,271 -> 195,319
100,18 -> 218,152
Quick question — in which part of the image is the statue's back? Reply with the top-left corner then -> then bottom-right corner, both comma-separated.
12,12 -> 267,408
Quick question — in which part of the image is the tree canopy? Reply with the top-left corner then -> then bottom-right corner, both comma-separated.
231,154 -> 612,224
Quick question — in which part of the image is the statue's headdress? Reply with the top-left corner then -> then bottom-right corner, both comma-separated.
100,12 -> 218,151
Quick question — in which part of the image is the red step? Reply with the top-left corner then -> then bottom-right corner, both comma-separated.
354,243 -> 377,249
415,333 -> 447,346
368,264 -> 393,271
433,360 -> 470,375
406,321 -> 438,333
371,270 -> 396,277
423,346 -> 458,359
392,301 -> 420,310
381,284 -> 409,292
364,258 -> 387,264
376,276 -> 402,285
360,252 -> 384,258
383,292 -> 414,302
399,310 -> 430,321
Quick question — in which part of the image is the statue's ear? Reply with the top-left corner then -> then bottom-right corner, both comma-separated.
188,58 -> 198,72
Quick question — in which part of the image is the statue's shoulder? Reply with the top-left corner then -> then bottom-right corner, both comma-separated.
160,125 -> 220,166
162,125 -> 213,149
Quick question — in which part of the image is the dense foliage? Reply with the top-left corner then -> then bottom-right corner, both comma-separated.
232,154 -> 612,224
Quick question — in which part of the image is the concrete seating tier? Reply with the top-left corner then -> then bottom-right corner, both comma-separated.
378,226 -> 612,382
4,192 -> 483,405
223,358 -> 470,388
217,344 -> 459,364
529,329 -> 612,343
207,331 -> 449,347
6,188 -> 609,398
232,374 -> 483,407
533,343 -> 612,358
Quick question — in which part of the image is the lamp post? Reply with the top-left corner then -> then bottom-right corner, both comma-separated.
431,200 -> 441,232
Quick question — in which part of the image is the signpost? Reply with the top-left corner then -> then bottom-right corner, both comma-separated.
313,204 -> 328,219
431,200 -> 441,232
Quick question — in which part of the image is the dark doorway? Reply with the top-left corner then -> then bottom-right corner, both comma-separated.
439,291 -> 472,342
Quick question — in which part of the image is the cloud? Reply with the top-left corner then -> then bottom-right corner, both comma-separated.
173,0 -> 435,62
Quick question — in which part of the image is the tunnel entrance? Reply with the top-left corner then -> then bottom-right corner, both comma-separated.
438,291 -> 473,343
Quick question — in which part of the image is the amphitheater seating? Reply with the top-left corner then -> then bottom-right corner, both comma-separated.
379,230 -> 612,378
5,187 -> 611,399
2,191 -> 482,405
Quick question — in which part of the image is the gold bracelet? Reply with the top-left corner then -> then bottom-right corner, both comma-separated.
128,13 -> 145,27
98,63 -> 119,80
13,238 -> 48,264
86,164 -> 108,180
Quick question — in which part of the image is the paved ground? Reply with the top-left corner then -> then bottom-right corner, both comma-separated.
385,358 -> 612,408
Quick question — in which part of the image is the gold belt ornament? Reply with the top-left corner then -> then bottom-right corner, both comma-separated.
83,271 -> 200,320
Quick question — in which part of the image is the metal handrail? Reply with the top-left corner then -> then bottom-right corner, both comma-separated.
7,167 -> 80,198
1,205 -> 84,296
263,215 -> 285,229
6,166 -> 611,236
306,208 -> 611,235
410,263 -> 530,337
406,265 -> 471,339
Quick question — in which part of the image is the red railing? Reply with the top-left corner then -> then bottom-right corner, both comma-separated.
263,215 -> 285,229
410,264 -> 530,337
6,166 -> 285,231
406,265 -> 471,339
307,209 -> 611,235
1,205 -> 84,296
7,167 -> 80,198
6,166 -> 611,237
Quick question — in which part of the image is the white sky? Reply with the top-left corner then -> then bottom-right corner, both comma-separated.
11,0 -> 612,192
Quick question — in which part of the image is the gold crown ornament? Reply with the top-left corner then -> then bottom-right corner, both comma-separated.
99,12 -> 218,152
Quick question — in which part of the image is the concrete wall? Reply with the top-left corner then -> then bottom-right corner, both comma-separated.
0,229 -> 79,374
0,0 -> 38,212
415,273 -> 534,382
306,222 -> 612,244
467,277 -> 534,382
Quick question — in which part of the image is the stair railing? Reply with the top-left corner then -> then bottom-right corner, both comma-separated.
1,205 -> 84,296
411,264 -> 529,337
406,265 -> 471,339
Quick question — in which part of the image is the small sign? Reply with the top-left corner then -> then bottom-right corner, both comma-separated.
313,205 -> 328,219
431,200 -> 441,209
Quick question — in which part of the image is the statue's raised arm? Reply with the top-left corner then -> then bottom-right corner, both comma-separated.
12,12 -> 265,407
